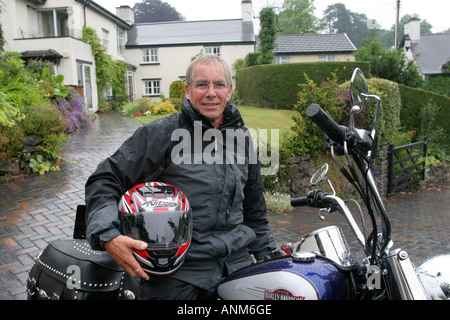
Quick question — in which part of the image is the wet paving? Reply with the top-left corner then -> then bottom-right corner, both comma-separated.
1,112 -> 449,300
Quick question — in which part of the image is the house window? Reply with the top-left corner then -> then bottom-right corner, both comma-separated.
117,29 -> 125,55
37,8 -> 69,37
317,54 -> 336,62
274,55 -> 291,64
143,80 -> 160,96
204,46 -> 221,56
102,29 -> 109,52
142,49 -> 158,63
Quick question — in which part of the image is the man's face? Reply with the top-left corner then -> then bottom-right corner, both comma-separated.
185,62 -> 233,128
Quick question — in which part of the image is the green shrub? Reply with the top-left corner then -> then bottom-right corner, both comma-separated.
153,101 -> 177,115
166,97 -> 182,111
38,67 -> 68,99
20,103 -> 68,161
25,58 -> 56,78
244,52 -> 260,67
169,81 -> 185,100
0,124 -> 23,163
284,73 -> 346,157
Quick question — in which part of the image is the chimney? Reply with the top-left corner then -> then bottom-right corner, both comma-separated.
404,18 -> 421,42
116,5 -> 135,25
241,0 -> 253,23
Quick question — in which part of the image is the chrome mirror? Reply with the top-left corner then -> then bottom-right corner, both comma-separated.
350,68 -> 369,112
311,163 -> 329,185
310,163 -> 336,196
349,68 -> 380,155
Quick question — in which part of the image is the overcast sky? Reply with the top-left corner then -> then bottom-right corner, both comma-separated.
95,0 -> 449,33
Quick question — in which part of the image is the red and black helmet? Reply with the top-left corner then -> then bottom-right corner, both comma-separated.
118,182 -> 192,276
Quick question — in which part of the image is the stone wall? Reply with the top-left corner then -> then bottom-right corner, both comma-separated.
0,135 -> 42,176
288,141 -> 448,199
289,154 -> 316,197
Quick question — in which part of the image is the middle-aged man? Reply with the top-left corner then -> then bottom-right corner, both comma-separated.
85,54 -> 276,299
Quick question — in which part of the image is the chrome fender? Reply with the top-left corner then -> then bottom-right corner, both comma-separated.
417,254 -> 450,300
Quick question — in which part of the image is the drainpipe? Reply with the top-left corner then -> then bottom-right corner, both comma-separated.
83,0 -> 93,27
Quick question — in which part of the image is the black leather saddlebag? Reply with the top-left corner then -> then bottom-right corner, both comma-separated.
27,239 -> 139,300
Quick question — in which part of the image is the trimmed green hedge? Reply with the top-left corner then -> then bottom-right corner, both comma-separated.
236,61 -> 371,109
398,84 -> 450,156
398,84 -> 450,131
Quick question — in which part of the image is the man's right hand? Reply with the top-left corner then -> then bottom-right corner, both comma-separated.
105,235 -> 150,281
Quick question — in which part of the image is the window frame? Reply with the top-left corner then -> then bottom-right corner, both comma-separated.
102,28 -> 109,52
274,55 -> 291,64
117,29 -> 125,55
143,79 -> 161,96
317,54 -> 336,62
37,8 -> 69,37
141,48 -> 159,64
203,46 -> 221,56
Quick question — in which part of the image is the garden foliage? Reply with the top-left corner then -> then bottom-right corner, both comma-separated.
0,51 -> 92,175
122,98 -> 177,117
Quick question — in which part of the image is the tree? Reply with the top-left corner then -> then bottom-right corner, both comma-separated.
133,0 -> 183,23
258,7 -> 276,65
355,38 -> 424,88
277,0 -> 321,34
322,3 -> 368,48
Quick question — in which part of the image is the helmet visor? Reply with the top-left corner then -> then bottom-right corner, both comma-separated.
126,210 -> 192,249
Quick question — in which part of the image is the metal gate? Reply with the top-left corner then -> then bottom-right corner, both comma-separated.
387,137 -> 427,196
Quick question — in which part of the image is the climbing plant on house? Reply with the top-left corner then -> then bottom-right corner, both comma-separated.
82,26 -> 127,105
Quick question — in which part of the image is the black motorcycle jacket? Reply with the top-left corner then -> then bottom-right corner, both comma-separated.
85,97 -> 276,292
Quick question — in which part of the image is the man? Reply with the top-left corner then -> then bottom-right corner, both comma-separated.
85,54 -> 276,299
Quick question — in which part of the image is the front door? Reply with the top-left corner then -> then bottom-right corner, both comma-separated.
77,61 -> 93,110
127,70 -> 135,101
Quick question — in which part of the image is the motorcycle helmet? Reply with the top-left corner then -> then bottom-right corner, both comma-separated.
118,182 -> 192,276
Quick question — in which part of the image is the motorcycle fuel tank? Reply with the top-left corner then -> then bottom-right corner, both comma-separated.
217,253 -> 353,300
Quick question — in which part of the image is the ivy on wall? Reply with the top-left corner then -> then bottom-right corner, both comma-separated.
81,26 -> 127,104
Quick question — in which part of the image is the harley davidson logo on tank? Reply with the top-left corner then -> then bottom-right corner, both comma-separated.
264,289 -> 305,300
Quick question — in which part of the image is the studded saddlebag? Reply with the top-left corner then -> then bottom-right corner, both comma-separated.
27,239 -> 139,300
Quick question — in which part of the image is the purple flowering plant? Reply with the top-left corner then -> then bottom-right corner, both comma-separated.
52,90 -> 93,135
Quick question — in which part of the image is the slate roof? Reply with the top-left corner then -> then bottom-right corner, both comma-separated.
410,33 -> 450,75
126,19 -> 255,47
273,33 -> 357,54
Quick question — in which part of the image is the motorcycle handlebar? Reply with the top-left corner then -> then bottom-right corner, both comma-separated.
291,190 -> 327,208
290,196 -> 309,207
306,104 -> 345,143
291,189 -> 366,248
